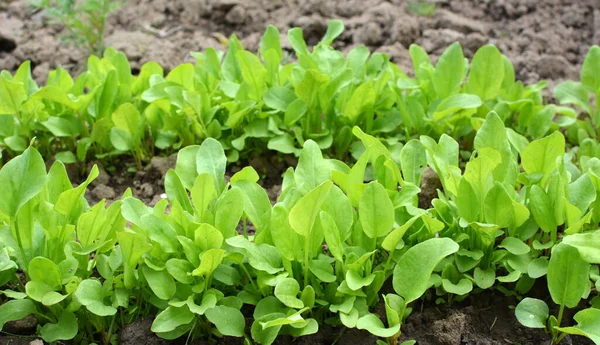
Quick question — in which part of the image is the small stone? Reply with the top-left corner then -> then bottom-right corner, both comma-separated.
354,22 -> 383,46
138,183 -> 155,198
149,155 -> 177,178
225,5 -> 246,24
91,185 -> 117,200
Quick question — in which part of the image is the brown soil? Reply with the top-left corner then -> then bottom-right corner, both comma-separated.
1,0 -> 597,90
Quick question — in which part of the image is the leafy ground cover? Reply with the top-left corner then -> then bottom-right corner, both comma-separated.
0,3 -> 599,344
0,21 -> 595,170
0,113 -> 599,344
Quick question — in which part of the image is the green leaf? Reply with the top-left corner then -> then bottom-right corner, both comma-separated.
359,181 -> 395,238
289,180 -> 333,237
308,259 -> 336,283
40,311 -> 78,342
515,298 -> 549,329
151,306 -> 195,333
192,248 -> 225,278
205,305 -> 246,337
28,257 -> 62,290
345,269 -> 375,290
143,265 -> 176,300
522,131 -> 565,183
548,243 -> 590,308
0,146 -> 46,217
320,19 -> 344,46
393,238 -> 459,303
529,185 -> 557,233
118,231 -> 152,288
164,170 -> 194,214
0,299 -> 37,330
0,77 -> 27,114
554,81 -> 592,114
562,231 -> 600,263
433,94 -> 482,120
356,313 -> 400,338
433,42 -> 465,99
466,45 -> 505,100
196,138 -> 226,192
295,140 -> 331,195
498,237 -> 530,256
400,140 -> 427,185
581,45 -> 600,92
74,279 -> 117,316
555,308 -> 600,344
274,278 -> 303,309
484,183 -> 513,227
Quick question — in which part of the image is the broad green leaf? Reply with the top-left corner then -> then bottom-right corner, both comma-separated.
548,243 -> 590,308
359,181 -> 395,238
192,248 -> 225,278
581,45 -> 600,92
274,278 -> 303,309
142,265 -> 176,300
194,223 -> 224,251
400,140 -> 426,185
0,146 -> 46,217
499,237 -> 530,255
562,231 -> 600,264
433,42 -> 464,99
466,45 -> 505,100
214,187 -> 245,238
515,298 -> 549,329
308,259 -> 336,283
164,170 -> 194,214
196,138 -> 226,192
151,306 -> 195,333
118,231 -> 152,288
0,78 -> 27,114
484,183 -> 513,227
28,257 -> 61,290
175,145 -> 200,190
205,305 -> 246,337
40,311 -> 78,342
295,140 -> 331,194
529,185 -> 557,233
320,211 -> 344,261
289,180 -> 333,237
555,308 -> 600,344
191,173 -> 217,222
433,94 -> 482,120
522,131 -> 565,182
356,313 -> 400,338
320,19 -> 344,46
237,50 -> 267,102
554,81 -> 593,114
393,238 -> 459,303
74,279 -> 117,316
260,25 -> 283,61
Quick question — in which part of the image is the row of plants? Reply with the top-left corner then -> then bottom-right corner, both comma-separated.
1,20 -> 599,169
0,116 -> 599,344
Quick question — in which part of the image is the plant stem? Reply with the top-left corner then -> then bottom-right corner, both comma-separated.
304,237 -> 310,288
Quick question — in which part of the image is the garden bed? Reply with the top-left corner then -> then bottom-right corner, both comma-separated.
1,1 -> 599,345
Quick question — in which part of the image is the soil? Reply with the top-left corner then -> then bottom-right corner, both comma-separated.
1,0 -> 597,90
